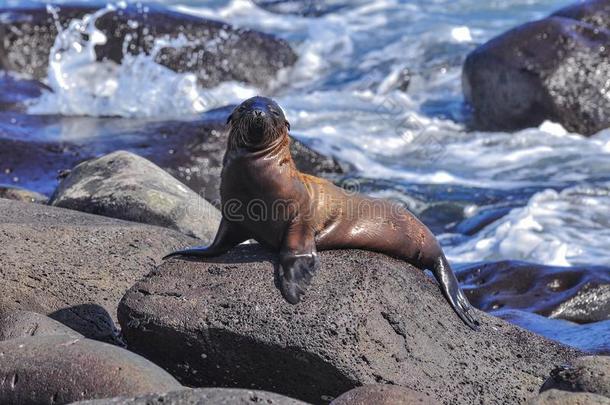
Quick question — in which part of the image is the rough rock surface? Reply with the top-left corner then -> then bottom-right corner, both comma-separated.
541,356 -> 610,397
330,385 -> 435,405
50,151 -> 221,242
459,260 -> 610,323
0,335 -> 182,404
118,245 -> 580,405
528,389 -> 610,405
73,388 -> 309,405
0,185 -> 48,204
0,4 -> 296,88
0,309 -> 82,341
0,199 -> 195,343
463,0 -> 610,135
0,108 -> 345,201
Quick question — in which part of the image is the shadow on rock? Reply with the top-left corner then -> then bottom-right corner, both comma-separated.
49,304 -> 123,346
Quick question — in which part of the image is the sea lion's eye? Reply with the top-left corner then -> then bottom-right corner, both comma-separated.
271,110 -> 280,117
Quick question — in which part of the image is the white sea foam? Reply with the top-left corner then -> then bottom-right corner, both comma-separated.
446,184 -> 610,266
23,0 -> 610,267
27,4 -> 253,117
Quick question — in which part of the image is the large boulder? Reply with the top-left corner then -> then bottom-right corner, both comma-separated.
0,199 -> 195,343
0,335 -> 182,404
0,309 -> 82,340
463,0 -> 610,135
0,108 -> 345,201
0,4 -> 296,88
73,388 -> 308,404
541,356 -> 610,397
50,151 -> 221,242
118,245 -> 580,404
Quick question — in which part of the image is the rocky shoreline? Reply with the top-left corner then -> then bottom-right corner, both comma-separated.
0,1 -> 608,404
0,194 -> 606,404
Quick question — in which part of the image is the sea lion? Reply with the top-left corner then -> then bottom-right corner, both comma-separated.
165,96 -> 479,329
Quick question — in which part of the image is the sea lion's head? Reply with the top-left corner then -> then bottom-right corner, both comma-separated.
227,96 -> 291,150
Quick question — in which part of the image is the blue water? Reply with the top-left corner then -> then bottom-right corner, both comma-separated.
0,0 -> 608,351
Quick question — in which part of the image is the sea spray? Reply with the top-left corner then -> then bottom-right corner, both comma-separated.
27,5 -> 255,118
21,0 -> 610,267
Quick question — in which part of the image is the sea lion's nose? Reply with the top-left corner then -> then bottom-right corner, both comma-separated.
253,109 -> 265,117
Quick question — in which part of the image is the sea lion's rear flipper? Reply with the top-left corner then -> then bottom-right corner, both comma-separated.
163,219 -> 249,260
278,223 -> 320,304
432,255 -> 480,330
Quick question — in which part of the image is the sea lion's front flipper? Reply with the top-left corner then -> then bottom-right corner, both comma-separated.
278,223 -> 320,304
432,255 -> 480,330
163,219 -> 249,260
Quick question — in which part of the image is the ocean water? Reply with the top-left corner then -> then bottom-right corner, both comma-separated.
18,0 -> 609,266
0,0 -> 608,349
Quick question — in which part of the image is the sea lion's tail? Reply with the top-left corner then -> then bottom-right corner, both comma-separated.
431,254 -> 480,330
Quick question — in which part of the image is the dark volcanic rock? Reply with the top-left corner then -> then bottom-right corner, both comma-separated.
463,0 -> 610,135
50,151 -> 221,242
553,0 -> 610,31
528,389 -> 610,404
540,356 -> 610,397
0,335 -> 182,404
0,108 -> 344,202
0,309 -> 82,340
0,185 -> 48,203
459,260 -> 610,323
118,244 -> 580,405
0,4 -> 296,88
330,385 -> 435,405
0,199 -> 195,343
73,387 -> 308,404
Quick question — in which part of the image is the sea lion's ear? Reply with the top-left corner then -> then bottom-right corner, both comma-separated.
286,120 -> 291,131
